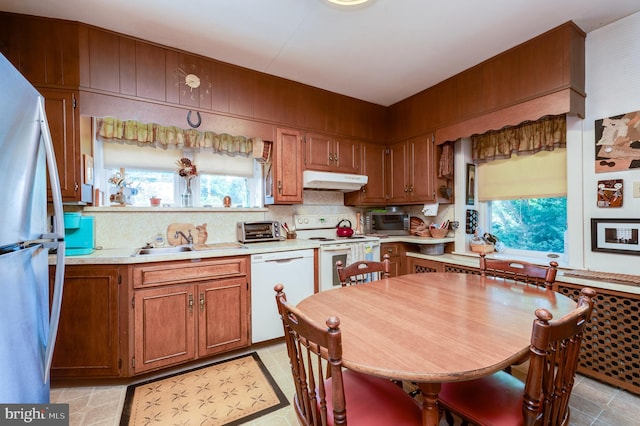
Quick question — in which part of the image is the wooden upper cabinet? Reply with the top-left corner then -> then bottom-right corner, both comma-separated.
0,13 -> 79,88
305,132 -> 360,174
269,127 -> 303,204
345,142 -> 387,206
387,134 -> 435,205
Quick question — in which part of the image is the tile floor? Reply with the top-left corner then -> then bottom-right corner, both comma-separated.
51,341 -> 640,426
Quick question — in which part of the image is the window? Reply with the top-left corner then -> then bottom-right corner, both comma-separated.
477,149 -> 567,257
488,198 -> 566,254
100,141 -> 261,207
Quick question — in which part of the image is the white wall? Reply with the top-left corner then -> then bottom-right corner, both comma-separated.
582,11 -> 640,274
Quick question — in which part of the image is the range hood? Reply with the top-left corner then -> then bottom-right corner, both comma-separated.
302,170 -> 368,191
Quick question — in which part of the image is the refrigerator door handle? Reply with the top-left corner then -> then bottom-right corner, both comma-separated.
39,98 -> 66,383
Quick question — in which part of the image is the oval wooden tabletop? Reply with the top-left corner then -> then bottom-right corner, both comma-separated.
295,273 -> 577,383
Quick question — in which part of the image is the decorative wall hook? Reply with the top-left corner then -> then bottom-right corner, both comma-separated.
187,110 -> 202,128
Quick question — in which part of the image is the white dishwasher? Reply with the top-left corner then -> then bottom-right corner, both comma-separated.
250,249 -> 315,343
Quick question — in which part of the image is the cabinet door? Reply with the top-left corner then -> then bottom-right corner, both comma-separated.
305,132 -> 333,171
40,89 -> 82,202
273,127 -> 303,204
345,142 -> 386,205
333,138 -> 360,173
133,284 -> 196,373
198,277 -> 249,357
408,134 -> 436,202
50,265 -> 121,378
387,141 -> 409,204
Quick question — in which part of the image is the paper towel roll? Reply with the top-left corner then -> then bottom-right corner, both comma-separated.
422,202 -> 439,216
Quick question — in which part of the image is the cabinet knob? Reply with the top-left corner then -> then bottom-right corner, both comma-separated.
329,154 -> 334,162
404,186 -> 409,193
333,154 -> 338,163
188,294 -> 194,313
74,182 -> 79,191
200,293 -> 205,311
277,181 -> 282,194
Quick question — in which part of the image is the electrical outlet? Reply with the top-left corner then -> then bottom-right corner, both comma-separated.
634,182 -> 640,198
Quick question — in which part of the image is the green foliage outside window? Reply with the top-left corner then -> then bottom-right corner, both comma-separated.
490,197 -> 567,253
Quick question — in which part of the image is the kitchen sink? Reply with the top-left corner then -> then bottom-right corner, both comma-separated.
132,246 -> 193,256
132,242 -> 248,256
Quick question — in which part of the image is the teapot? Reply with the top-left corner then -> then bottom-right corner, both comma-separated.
336,219 -> 354,237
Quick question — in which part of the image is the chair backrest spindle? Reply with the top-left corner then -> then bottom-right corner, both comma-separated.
336,254 -> 391,286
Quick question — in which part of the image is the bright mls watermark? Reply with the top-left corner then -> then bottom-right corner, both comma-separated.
0,404 -> 68,425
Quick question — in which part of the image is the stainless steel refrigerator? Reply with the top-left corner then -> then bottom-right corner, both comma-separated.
0,54 -> 66,403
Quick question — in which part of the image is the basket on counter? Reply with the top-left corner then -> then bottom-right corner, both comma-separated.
469,242 -> 495,254
429,227 -> 449,239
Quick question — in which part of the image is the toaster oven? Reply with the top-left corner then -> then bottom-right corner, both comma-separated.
237,221 -> 282,243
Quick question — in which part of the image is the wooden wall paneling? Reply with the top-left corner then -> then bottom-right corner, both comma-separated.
210,61 -> 230,113
228,65 -> 255,118
253,73 -> 276,122
301,86 -> 325,131
164,50 -> 180,104
325,91 -> 339,134
119,37 -> 137,96
19,18 -> 54,85
433,77 -> 459,127
87,28 -> 121,93
135,41 -> 166,101
78,24 -> 90,88
198,58 -> 214,110
569,25 -> 586,96
59,20 -> 80,87
515,41 -> 536,101
532,27 -> 567,95
9,16 -> 80,88
0,14 -> 17,62
492,50 -> 517,108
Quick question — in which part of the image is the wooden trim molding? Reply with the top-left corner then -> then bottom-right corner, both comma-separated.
434,88 -> 584,145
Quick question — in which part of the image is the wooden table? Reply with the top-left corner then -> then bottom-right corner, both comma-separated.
295,272 -> 577,426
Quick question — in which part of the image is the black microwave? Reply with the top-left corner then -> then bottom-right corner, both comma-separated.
366,211 -> 410,235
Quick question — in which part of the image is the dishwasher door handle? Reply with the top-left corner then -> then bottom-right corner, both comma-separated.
265,256 -> 305,263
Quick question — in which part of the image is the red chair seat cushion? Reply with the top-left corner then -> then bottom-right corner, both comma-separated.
438,371 -> 525,426
324,370 -> 422,426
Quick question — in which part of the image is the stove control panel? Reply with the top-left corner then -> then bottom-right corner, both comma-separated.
294,214 -> 351,230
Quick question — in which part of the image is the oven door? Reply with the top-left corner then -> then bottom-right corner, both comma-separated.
318,245 -> 349,292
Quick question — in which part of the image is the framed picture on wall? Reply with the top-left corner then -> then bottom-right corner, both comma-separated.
466,164 -> 475,205
591,218 -> 640,255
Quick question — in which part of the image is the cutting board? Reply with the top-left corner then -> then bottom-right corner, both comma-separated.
167,223 -> 198,246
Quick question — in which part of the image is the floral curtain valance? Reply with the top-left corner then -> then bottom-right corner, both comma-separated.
472,114 -> 566,163
95,117 -> 272,163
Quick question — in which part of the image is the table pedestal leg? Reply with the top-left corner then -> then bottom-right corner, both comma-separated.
417,382 -> 441,426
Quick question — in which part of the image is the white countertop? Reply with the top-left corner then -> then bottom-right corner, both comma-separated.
406,252 -> 640,295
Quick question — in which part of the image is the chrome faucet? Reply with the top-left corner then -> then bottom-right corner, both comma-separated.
174,230 -> 194,245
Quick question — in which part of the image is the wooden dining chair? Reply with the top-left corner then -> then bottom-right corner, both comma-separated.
439,287 -> 597,426
479,253 -> 558,289
336,254 -> 391,287
273,284 -> 422,426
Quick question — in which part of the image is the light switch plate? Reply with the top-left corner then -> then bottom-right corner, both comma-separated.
633,181 -> 640,198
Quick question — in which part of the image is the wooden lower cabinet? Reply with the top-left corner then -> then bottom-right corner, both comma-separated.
381,242 -> 418,276
131,257 -> 250,375
50,265 -> 123,378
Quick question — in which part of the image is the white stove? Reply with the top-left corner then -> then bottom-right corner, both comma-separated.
293,214 -> 380,291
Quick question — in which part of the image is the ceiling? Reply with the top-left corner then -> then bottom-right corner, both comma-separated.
1,0 -> 639,106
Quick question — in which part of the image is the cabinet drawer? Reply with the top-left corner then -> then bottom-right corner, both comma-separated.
381,243 -> 400,256
133,256 -> 248,288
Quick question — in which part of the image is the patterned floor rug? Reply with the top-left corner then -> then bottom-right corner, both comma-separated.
120,352 -> 289,425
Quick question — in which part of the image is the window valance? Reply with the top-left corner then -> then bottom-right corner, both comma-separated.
472,114 -> 566,163
95,117 -> 272,163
